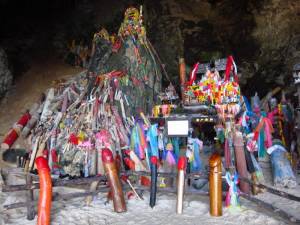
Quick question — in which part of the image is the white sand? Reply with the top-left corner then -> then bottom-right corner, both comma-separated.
0,189 -> 290,225
2,158 -> 299,225
1,169 -> 299,225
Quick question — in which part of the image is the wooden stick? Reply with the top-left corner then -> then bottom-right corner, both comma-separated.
40,88 -> 55,122
85,181 -> 99,205
22,103 -> 44,138
35,141 -> 46,159
0,169 -> 6,186
126,179 -> 143,200
126,171 -> 207,179
3,188 -> 111,210
67,88 -> 88,111
2,171 -> 207,192
239,177 -> 300,202
28,137 -> 40,171
135,185 -> 209,195
2,175 -> 107,192
3,186 -> 208,210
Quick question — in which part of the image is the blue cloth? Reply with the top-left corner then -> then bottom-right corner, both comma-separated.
172,137 -> 180,158
147,124 -> 158,157
192,139 -> 202,172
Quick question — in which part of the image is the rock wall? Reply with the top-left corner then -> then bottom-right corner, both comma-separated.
246,0 -> 300,92
0,0 -> 299,98
0,48 -> 12,99
144,0 -> 260,89
144,0 -> 300,96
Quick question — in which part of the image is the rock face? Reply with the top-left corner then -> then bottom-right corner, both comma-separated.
144,0 -> 260,89
248,0 -> 300,91
1,0 -> 298,97
143,0 -> 300,96
0,48 -> 12,99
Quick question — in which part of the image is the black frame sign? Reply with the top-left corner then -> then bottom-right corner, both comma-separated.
166,117 -> 190,137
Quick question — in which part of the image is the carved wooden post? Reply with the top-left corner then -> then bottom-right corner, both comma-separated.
102,148 -> 126,213
209,153 -> 222,216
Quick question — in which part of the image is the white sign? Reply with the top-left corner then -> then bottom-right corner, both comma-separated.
167,120 -> 189,136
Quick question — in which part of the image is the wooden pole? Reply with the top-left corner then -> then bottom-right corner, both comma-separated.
28,137 -> 40,171
1,171 -> 207,192
4,188 -> 112,210
26,174 -> 35,220
179,58 -> 186,102
2,175 -> 107,192
239,177 -> 300,202
3,186 -> 209,211
240,193 -> 300,224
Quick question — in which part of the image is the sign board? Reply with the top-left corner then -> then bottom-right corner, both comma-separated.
166,118 -> 190,137
196,58 -> 227,74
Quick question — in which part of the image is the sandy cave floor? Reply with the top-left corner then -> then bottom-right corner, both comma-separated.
0,59 -> 300,225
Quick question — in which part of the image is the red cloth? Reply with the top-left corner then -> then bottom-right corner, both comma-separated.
17,112 -> 31,127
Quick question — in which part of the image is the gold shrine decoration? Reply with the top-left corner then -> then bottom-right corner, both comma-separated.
124,7 -> 140,24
